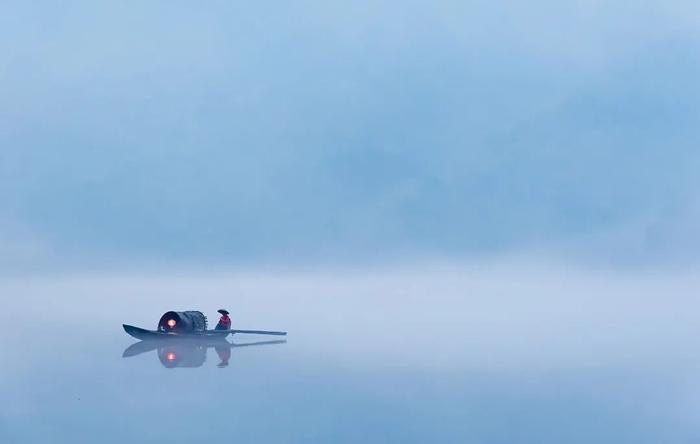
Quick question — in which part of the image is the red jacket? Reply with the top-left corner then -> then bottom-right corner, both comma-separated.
218,315 -> 231,329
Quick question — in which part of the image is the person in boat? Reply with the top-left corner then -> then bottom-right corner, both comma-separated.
215,309 -> 231,330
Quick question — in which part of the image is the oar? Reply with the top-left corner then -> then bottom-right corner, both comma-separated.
227,329 -> 287,336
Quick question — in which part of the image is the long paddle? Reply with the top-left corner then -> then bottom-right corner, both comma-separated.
226,329 -> 287,336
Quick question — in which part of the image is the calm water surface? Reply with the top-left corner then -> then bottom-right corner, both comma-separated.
2,266 -> 700,443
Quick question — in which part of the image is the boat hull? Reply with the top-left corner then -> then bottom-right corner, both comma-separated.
123,324 -> 230,341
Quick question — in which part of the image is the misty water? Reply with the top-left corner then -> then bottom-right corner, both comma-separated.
3,263 -> 700,443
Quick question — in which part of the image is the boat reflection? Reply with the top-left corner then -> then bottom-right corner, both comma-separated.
122,339 -> 286,368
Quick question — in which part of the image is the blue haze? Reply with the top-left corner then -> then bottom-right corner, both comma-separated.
3,268 -> 700,443
1,1 -> 699,265
3,4 -> 700,443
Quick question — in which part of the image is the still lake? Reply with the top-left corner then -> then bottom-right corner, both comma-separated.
2,264 -> 699,443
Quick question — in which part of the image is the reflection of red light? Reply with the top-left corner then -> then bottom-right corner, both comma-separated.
167,319 -> 176,328
166,352 -> 177,361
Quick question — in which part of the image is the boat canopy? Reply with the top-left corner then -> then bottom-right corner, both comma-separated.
157,311 -> 208,333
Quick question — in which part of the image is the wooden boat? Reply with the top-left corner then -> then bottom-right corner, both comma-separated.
123,310 -> 287,341
123,324 -> 287,341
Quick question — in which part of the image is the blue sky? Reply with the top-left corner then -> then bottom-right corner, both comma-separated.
1,1 -> 699,265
